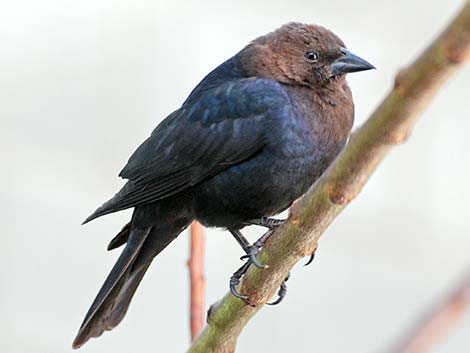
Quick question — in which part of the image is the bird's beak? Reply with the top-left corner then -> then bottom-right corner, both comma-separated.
330,48 -> 375,76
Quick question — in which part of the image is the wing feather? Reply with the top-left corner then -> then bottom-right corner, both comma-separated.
84,78 -> 293,223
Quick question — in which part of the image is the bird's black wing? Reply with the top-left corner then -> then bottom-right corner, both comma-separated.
84,78 -> 293,223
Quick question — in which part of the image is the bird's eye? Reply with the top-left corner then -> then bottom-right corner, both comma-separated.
304,50 -> 318,62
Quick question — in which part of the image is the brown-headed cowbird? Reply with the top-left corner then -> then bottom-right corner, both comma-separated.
73,23 -> 374,348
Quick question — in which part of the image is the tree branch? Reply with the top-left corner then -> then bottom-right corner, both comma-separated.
386,272 -> 470,353
188,3 -> 470,352
188,221 -> 206,341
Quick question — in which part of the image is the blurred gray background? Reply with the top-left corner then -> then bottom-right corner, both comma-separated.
1,0 -> 469,352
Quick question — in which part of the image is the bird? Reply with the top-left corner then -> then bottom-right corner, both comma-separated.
73,22 -> 374,349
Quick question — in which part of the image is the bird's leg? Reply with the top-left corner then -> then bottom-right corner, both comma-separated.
267,273 -> 290,305
229,229 -> 266,269
234,217 -> 284,267
238,227 -> 275,263
228,228 -> 275,300
244,217 -> 286,229
252,227 -> 275,250
229,225 -> 309,303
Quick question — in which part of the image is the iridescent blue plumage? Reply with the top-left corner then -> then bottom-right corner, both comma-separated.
74,22 -> 374,349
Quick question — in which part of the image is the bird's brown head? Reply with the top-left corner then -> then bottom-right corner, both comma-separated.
237,23 -> 374,88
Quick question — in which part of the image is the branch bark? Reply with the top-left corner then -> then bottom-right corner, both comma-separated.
188,221 -> 206,341
188,3 -> 470,352
386,272 -> 470,353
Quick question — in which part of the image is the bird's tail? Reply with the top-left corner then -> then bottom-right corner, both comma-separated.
73,202 -> 192,349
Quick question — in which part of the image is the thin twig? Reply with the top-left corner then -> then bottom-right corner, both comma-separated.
187,2 -> 470,353
386,272 -> 470,353
188,221 -> 206,341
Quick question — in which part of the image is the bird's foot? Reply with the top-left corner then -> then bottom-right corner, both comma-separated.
230,227 -> 274,269
239,226 -> 277,267
229,261 -> 251,300
230,266 -> 291,305
240,245 -> 266,269
229,229 -> 275,299
267,273 -> 290,305
264,247 -> 314,304
245,217 -> 286,229
229,226 -> 314,302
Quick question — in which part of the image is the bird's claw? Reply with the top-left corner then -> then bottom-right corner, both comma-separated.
265,250 -> 316,304
229,228 -> 278,300
241,246 -> 266,269
265,247 -> 315,304
230,234 -> 269,299
304,250 -> 316,266
229,262 -> 251,300
267,273 -> 290,305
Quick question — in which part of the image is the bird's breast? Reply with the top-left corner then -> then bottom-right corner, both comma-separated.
190,83 -> 353,229
282,82 -> 354,145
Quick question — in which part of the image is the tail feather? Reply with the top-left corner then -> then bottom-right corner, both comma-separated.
106,263 -> 151,328
82,181 -> 148,224
73,199 -> 193,349
72,226 -> 152,349
107,222 -> 131,251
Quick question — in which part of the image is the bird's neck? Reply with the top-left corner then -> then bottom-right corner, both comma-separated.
282,82 -> 354,143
